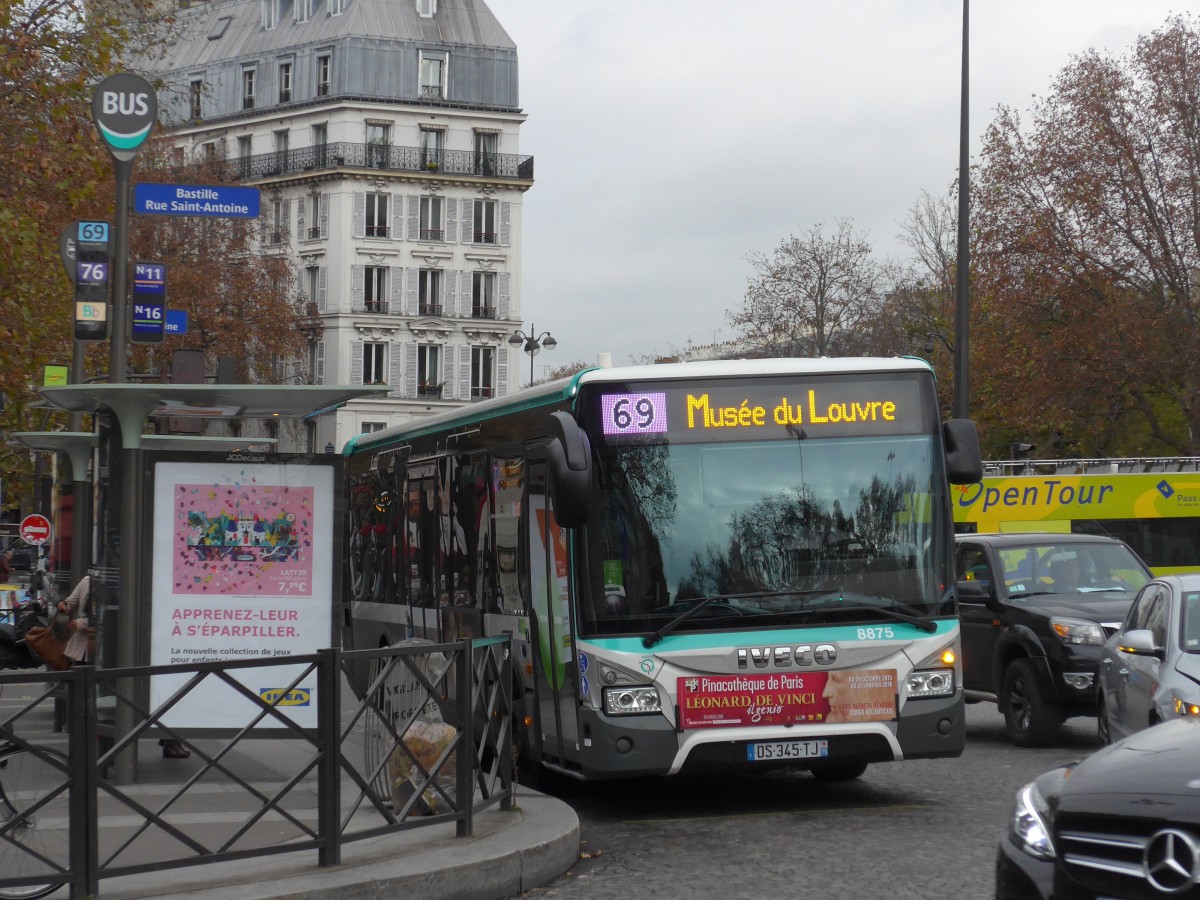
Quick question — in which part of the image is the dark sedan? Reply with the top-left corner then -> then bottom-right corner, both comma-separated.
998,717 -> 1200,899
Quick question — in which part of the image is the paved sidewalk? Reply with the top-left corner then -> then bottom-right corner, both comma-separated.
97,778 -> 578,900
2,683 -> 579,900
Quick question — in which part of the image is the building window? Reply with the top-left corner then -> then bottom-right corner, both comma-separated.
236,135 -> 252,178
419,196 -> 443,241
365,192 -> 389,237
361,422 -> 386,434
471,347 -> 495,400
472,272 -> 495,318
294,0 -> 311,22
473,199 -> 496,244
307,192 -> 322,239
242,68 -> 256,109
278,62 -> 292,102
330,0 -> 347,14
306,420 -> 317,453
416,0 -> 436,18
417,344 -> 442,396
366,122 -> 390,168
474,130 -> 497,175
316,54 -> 331,96
364,266 -> 387,312
271,129 -> 288,174
312,122 -> 328,167
270,198 -> 284,245
189,80 -> 203,119
363,342 -> 386,384
420,127 -> 443,170
419,55 -> 445,100
305,265 -> 320,307
418,269 -> 442,315
261,0 -> 277,29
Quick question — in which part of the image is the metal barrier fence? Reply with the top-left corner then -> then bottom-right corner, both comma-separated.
0,637 -> 514,898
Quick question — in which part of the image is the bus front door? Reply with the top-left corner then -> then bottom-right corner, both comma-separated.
527,466 -> 580,770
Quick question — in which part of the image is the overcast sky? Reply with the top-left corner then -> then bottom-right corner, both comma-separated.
481,1 -> 1189,373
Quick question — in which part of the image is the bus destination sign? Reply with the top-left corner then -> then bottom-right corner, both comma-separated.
594,375 -> 928,444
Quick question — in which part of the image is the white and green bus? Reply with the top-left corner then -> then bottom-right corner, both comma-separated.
953,459 -> 1200,574
343,358 -> 981,781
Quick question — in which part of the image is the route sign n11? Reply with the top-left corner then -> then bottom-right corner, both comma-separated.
131,261 -> 166,343
74,220 -> 110,341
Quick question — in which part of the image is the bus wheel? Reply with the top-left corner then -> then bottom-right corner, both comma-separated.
810,761 -> 868,781
1001,658 -> 1062,747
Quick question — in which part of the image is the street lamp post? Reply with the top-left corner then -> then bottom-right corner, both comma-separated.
508,324 -> 556,386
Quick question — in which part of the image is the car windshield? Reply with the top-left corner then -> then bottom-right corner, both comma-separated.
998,543 -> 1150,598
578,434 -> 954,637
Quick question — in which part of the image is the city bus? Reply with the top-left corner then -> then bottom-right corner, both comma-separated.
342,358 -> 982,781
952,458 -> 1200,574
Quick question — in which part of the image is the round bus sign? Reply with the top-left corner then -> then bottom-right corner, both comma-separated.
91,73 -> 157,161
19,514 -> 51,546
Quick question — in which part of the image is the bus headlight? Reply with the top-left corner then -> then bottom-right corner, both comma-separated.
905,668 -> 956,699
603,686 -> 662,715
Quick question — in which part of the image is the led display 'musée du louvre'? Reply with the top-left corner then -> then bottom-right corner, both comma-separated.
595,375 -> 928,443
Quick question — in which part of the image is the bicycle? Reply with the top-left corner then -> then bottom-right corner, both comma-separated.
0,740 -> 70,899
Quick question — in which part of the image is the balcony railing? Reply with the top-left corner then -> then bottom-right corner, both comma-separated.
418,304 -> 443,317
472,306 -> 496,319
419,228 -> 444,241
417,383 -> 444,398
472,231 -> 496,244
226,141 -> 534,182
307,226 -> 321,239
365,225 -> 388,238
362,301 -> 388,313
471,386 -> 494,401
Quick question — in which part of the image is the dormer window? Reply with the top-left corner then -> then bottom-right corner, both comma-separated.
419,53 -> 445,100
416,0 -> 436,17
261,0 -> 277,29
242,68 -> 256,110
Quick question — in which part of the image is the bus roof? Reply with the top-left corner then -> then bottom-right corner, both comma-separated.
344,356 -> 934,456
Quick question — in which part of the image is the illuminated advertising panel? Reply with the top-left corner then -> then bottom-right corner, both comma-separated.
149,453 -> 339,730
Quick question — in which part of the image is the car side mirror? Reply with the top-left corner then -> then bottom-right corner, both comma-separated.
957,579 -> 992,603
1117,628 -> 1164,660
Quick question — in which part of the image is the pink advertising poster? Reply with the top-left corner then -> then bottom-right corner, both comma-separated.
150,458 -> 336,730
175,482 -> 313,596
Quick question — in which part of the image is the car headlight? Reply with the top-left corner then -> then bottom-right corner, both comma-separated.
1010,783 -> 1056,860
905,668 -> 956,699
1050,617 -> 1105,646
603,685 -> 662,715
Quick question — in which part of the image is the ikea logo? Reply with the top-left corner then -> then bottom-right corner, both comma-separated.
259,688 -> 312,707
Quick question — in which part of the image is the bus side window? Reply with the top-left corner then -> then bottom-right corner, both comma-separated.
492,456 -> 525,613
451,453 -> 491,610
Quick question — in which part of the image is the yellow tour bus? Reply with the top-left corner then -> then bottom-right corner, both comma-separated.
952,458 -> 1200,574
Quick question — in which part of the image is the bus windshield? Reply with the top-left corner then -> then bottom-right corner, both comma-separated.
580,434 -> 952,637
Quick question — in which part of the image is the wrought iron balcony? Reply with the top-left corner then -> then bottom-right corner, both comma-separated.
417,383 -> 444,398
472,306 -> 496,319
418,304 -> 443,317
225,141 -> 534,182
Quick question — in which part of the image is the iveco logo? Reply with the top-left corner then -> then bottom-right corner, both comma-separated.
737,644 -> 837,669
1143,828 -> 1199,894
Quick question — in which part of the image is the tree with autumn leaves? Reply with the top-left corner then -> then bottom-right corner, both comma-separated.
728,14 -> 1200,459
969,13 -> 1200,457
0,1 -> 308,517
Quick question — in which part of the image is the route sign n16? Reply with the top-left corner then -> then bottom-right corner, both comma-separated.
132,261 -> 166,343
74,220 -> 110,341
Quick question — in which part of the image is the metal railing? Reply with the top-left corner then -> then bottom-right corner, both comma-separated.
224,142 -> 534,182
0,637 -> 513,898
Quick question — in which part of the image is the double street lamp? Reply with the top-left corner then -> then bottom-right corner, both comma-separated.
508,324 -> 556,385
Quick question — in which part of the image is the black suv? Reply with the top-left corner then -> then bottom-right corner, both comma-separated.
954,532 -> 1152,746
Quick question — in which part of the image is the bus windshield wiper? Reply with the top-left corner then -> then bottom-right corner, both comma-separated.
641,590 -> 834,648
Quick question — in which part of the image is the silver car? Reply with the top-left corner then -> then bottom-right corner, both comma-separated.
1097,573 -> 1200,744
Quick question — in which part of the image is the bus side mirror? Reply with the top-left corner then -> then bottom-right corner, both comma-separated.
943,419 -> 983,485
546,411 -> 591,527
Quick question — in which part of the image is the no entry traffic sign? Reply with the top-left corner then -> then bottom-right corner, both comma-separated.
19,514 -> 51,546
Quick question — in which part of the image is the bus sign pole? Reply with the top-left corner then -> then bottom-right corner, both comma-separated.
91,73 -> 158,785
